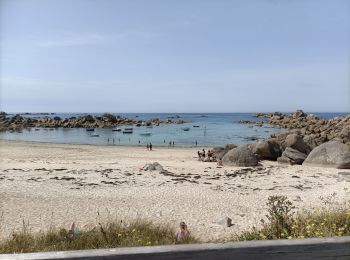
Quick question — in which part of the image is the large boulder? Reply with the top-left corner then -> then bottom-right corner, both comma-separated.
303,141 -> 350,169
303,135 -> 319,150
251,139 -> 282,160
284,134 -> 311,154
212,147 -> 228,160
212,144 -> 237,160
277,147 -> 307,165
222,145 -> 259,167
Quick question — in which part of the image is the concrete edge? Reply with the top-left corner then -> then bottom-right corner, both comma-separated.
1,236 -> 350,259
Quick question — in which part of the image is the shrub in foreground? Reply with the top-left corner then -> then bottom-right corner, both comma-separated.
234,195 -> 350,241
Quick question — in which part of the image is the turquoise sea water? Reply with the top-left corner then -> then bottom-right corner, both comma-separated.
0,113 -> 347,147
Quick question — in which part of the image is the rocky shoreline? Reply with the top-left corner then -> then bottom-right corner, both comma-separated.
0,112 -> 186,132
219,110 -> 350,169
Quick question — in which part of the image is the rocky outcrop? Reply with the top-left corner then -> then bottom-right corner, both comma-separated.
303,141 -> 350,169
222,144 -> 259,167
0,113 -> 187,131
260,110 -> 350,146
277,147 -> 307,165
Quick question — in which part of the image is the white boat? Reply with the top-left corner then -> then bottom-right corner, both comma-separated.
112,128 -> 122,131
123,128 -> 133,134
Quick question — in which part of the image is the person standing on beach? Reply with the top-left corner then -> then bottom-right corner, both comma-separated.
172,141 -> 175,147
176,222 -> 190,243
150,143 -> 153,151
195,140 -> 198,146
146,144 -> 149,150
169,141 -> 172,147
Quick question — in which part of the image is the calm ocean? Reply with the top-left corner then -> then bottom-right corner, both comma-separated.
0,112 -> 346,147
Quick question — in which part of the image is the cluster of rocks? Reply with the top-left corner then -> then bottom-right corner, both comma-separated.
0,112 -> 186,132
216,137 -> 350,169
239,120 -> 265,127
254,110 -> 350,146
214,109 -> 349,168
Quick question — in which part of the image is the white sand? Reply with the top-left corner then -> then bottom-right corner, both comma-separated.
0,140 -> 349,241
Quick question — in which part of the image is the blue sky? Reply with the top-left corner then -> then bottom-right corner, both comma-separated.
1,0 -> 349,113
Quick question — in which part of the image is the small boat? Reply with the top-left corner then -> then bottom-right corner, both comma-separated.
193,125 -> 200,128
182,127 -> 190,131
86,128 -> 95,131
139,132 -> 151,136
90,134 -> 99,137
123,128 -> 133,134
35,128 -> 40,131
112,128 -> 122,132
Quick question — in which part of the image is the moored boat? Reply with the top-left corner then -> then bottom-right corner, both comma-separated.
139,132 -> 151,136
123,128 -> 133,134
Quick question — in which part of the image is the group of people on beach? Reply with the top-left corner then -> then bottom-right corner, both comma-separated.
197,149 -> 215,162
164,140 -> 175,147
146,143 -> 153,151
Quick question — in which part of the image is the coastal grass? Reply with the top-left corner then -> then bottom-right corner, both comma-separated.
233,195 -> 350,241
0,219 -> 198,254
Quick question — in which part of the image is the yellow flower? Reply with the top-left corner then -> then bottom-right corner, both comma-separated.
287,236 -> 293,239
299,235 -> 305,239
131,228 -> 136,233
118,233 -> 122,237
147,241 -> 152,245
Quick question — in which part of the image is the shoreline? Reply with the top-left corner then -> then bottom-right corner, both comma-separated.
0,138 -> 209,149
1,140 -> 349,241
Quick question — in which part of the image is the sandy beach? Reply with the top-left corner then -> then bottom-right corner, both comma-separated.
0,140 -> 349,241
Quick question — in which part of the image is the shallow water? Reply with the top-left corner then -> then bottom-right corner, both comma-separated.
0,112 -> 346,147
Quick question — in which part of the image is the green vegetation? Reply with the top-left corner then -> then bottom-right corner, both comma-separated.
1,195 -> 349,254
0,220 -> 197,254
234,195 -> 350,241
